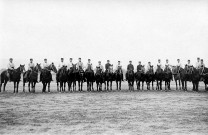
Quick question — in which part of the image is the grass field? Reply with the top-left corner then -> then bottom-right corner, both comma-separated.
0,81 -> 208,135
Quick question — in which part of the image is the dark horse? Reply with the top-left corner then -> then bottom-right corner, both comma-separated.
172,66 -> 182,90
163,65 -> 172,91
180,66 -> 189,91
56,66 -> 68,92
155,65 -> 164,90
146,66 -> 155,90
126,69 -> 135,91
40,63 -> 57,93
200,67 -> 208,91
77,66 -> 85,91
115,67 -> 123,90
135,65 -> 145,90
67,64 -> 77,92
85,65 -> 94,91
104,68 -> 115,91
0,65 -> 25,93
189,66 -> 201,91
95,67 -> 104,91
23,64 -> 41,93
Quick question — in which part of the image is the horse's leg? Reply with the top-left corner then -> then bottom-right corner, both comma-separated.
3,81 -> 7,92
119,81 -> 121,90
160,80 -> 162,90
13,82 -> 16,93
110,81 -> 112,90
142,81 -> 144,90
17,82 -> 19,93
179,80 -> 181,90
28,82 -> 31,92
48,82 -> 50,92
116,81 -> 118,90
0,82 -> 2,92
152,81 -> 154,90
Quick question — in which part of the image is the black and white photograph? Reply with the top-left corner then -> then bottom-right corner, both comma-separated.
0,0 -> 208,134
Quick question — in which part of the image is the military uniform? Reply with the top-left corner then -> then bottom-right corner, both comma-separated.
195,61 -> 201,69
76,62 -> 84,70
137,65 -> 142,72
96,64 -> 104,72
105,63 -> 111,71
86,63 -> 93,71
127,64 -> 134,71
67,62 -> 73,70
40,61 -> 52,82
25,62 -> 35,80
58,62 -> 66,70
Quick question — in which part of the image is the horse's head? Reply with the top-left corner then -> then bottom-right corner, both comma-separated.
20,64 -> 25,73
149,66 -> 154,73
50,63 -> 57,73
35,63 -> 42,72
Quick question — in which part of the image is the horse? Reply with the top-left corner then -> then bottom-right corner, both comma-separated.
172,66 -> 182,90
146,66 -> 155,90
77,66 -> 85,91
189,66 -> 201,91
163,65 -> 172,91
23,63 -> 41,93
115,67 -> 123,90
0,65 -> 25,93
135,65 -> 145,90
40,63 -> 57,93
67,64 -> 77,92
200,67 -> 208,91
155,65 -> 164,90
126,69 -> 135,91
56,66 -> 68,92
95,67 -> 104,91
104,67 -> 115,91
85,65 -> 94,91
180,66 -> 189,91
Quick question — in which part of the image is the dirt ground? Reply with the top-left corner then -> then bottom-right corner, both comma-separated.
0,81 -> 208,135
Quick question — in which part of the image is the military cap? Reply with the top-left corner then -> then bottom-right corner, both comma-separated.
70,58 -> 72,60
9,58 -> 13,60
30,58 -> 33,60
44,58 -> 47,60
61,58 -> 64,60
118,61 -> 120,62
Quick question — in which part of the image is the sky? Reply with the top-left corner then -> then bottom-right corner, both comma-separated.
0,0 -> 208,70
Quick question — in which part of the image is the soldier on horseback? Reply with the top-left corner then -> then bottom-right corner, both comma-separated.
176,59 -> 182,73
25,58 -> 35,81
40,58 -> 53,82
195,57 -> 201,69
7,58 -> 15,82
57,58 -> 66,79
96,61 -> 104,73
85,59 -> 93,71
116,61 -> 123,81
127,61 -> 134,73
137,61 -> 143,72
67,58 -> 73,70
105,60 -> 111,71
146,62 -> 153,73
76,58 -> 84,70
156,59 -> 163,70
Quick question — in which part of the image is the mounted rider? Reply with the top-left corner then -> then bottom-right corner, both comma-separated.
40,58 -> 53,82
76,58 -> 84,71
146,62 -> 154,73
165,59 -> 171,69
176,59 -> 182,73
105,60 -> 111,71
156,59 -> 163,70
116,61 -> 124,81
67,58 -> 73,70
127,60 -> 134,73
85,59 -> 93,71
137,61 -> 143,72
7,58 -> 15,81
57,58 -> 66,78
25,58 -> 35,80
96,61 -> 104,73
195,57 -> 201,69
